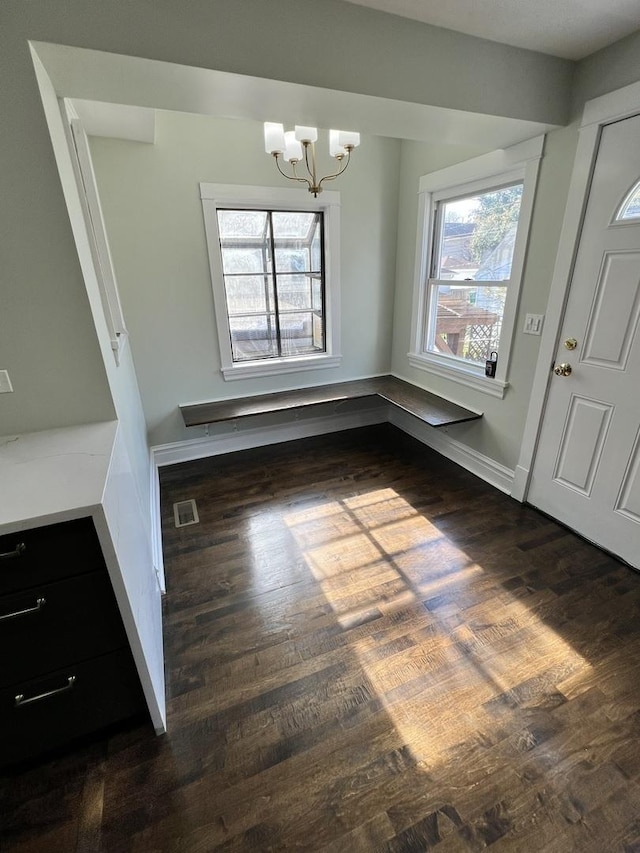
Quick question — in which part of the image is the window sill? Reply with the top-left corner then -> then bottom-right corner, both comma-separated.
222,354 -> 342,381
408,352 -> 508,399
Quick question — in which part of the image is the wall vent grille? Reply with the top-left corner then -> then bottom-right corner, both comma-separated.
173,499 -> 199,528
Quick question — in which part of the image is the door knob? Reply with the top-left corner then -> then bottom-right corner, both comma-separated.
553,363 -> 572,377
564,338 -> 578,350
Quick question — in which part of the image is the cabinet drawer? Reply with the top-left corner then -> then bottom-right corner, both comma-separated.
0,517 -> 105,595
0,647 -> 145,768
0,570 -> 128,688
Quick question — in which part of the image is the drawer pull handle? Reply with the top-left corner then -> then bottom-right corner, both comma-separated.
15,675 -> 76,707
0,596 -> 46,622
0,542 -> 26,561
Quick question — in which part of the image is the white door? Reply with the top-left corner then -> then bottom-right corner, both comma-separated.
528,114 -> 640,568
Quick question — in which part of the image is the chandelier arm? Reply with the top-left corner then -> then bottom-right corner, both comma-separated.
274,154 -> 311,189
303,142 -> 318,187
317,150 -> 352,189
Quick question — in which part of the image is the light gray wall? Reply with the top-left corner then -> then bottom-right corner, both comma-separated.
573,28 -> 640,113
1,0 -> 572,440
89,112 -> 400,445
0,19 -> 114,434
390,126 -> 579,471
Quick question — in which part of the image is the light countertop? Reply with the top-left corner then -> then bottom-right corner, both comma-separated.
0,421 -> 118,535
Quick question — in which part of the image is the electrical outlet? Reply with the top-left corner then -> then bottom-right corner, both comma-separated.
0,370 -> 14,393
524,313 -> 544,335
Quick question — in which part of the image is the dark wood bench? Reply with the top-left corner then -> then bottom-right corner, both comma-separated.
180,375 -> 481,429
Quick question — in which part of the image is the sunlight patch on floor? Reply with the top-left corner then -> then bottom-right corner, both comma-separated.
283,487 -> 594,766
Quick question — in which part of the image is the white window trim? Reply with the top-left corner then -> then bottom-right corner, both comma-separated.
409,135 -> 545,398
200,183 -> 341,381
64,101 -> 128,364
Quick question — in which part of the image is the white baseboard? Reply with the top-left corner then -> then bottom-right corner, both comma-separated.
388,407 -> 515,494
511,465 -> 530,502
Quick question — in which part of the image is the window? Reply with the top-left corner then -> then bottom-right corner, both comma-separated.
410,137 -> 544,398
615,179 -> 640,221
428,181 -> 523,367
201,184 -> 341,380
217,209 -> 324,362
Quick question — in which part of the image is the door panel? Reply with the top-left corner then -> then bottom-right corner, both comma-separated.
529,115 -> 640,568
616,429 -> 640,522
582,251 -> 640,368
553,396 -> 612,495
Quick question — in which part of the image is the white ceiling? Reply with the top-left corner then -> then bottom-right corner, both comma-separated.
339,0 -> 640,60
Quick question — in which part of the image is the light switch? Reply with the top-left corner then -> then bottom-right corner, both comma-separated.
524,313 -> 544,335
0,370 -> 14,393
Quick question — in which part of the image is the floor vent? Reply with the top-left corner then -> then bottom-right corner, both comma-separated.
173,499 -> 199,528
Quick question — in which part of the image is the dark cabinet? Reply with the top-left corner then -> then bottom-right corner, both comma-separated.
0,517 -> 145,767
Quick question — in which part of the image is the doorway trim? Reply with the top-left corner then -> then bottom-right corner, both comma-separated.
512,78 -> 640,502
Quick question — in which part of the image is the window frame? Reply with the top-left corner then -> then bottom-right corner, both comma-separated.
201,183 -> 341,380
409,136 -> 544,398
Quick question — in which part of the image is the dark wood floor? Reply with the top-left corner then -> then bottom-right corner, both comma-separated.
3,424 -> 640,851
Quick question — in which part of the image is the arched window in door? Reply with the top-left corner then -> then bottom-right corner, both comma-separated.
615,179 -> 640,221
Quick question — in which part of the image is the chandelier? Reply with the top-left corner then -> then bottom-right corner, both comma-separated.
264,123 -> 360,197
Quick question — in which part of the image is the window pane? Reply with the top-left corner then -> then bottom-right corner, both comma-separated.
280,312 -> 323,356
616,181 -> 640,221
229,315 -> 278,361
224,275 -> 272,315
217,210 -> 267,238
273,212 -> 322,273
274,247 -> 313,274
220,247 -> 267,275
311,220 -> 322,270
311,277 -> 322,312
434,183 -> 523,281
277,275 -> 314,310
272,211 -> 318,240
427,284 -> 506,364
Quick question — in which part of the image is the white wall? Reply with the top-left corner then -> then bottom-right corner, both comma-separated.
89,112 -> 401,446
390,126 -> 579,472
